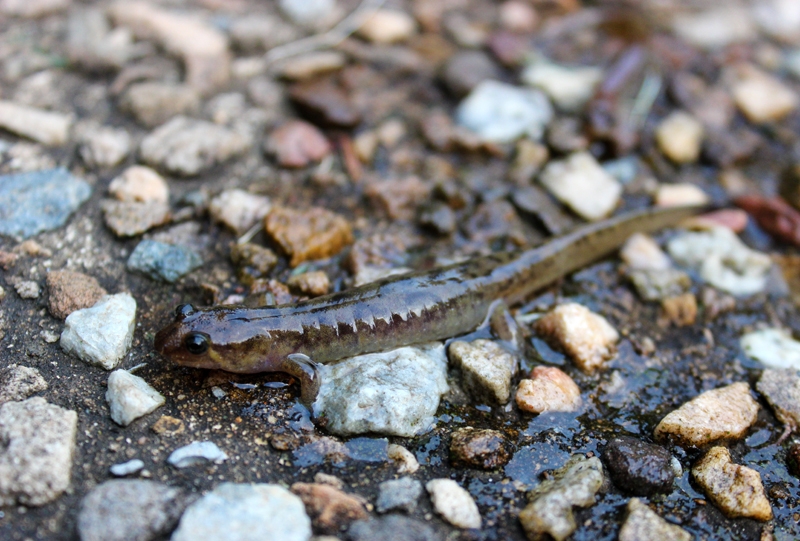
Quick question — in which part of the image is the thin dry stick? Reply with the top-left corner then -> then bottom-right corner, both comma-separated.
264,0 -> 388,66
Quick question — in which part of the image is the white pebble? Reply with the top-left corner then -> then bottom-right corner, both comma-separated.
741,328 -> 800,370
60,293 -> 137,370
620,233 -> 672,271
109,459 -> 145,477
539,152 -> 622,221
456,80 -> 553,143
106,370 -> 165,426
655,112 -> 704,164
731,66 -> 799,123
357,9 -> 417,44
425,479 -> 481,529
209,189 -> 271,235
667,227 -> 771,296
521,59 -> 602,113
168,441 -> 228,468
654,183 -> 709,207
108,166 -> 169,204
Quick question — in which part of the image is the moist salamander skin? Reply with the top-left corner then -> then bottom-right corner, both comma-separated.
154,205 -> 703,400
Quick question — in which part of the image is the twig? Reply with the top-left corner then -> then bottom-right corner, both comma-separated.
264,0 -> 388,66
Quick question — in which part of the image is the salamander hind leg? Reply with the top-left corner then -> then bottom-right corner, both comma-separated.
279,353 -> 321,406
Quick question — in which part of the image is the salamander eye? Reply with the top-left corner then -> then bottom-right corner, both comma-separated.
175,304 -> 195,319
184,332 -> 210,355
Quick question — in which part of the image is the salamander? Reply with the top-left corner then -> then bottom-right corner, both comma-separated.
154,204 -> 703,403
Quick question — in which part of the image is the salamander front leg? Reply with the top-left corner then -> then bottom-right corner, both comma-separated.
279,353 -> 321,406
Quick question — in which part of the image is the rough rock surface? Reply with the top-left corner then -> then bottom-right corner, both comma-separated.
171,483 -> 311,541
0,397 -> 77,506
618,498 -> 692,541
313,344 -> 449,437
691,446 -> 772,521
77,480 -> 187,541
60,293 -> 137,370
448,339 -> 516,404
518,455 -> 604,541
425,479 -> 481,529
533,303 -> 619,372
654,382 -> 759,447
0,364 -> 47,405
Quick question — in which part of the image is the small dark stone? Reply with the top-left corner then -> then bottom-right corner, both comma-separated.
602,436 -> 676,496
348,515 -> 441,541
462,200 -> 526,246
77,480 -> 189,541
703,127 -> 761,167
787,442 -> 800,478
289,78 -> 361,128
418,202 -> 456,235
441,50 -> 501,98
780,163 -> 800,211
546,117 -> 589,153
450,427 -> 511,470
230,243 -> 278,286
511,185 -> 577,235
376,477 -> 423,513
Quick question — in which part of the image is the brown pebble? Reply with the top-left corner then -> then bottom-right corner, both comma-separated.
364,176 -> 431,221
289,79 -> 361,128
150,415 -> 185,436
515,366 -> 582,414
270,433 -> 299,451
449,427 -> 511,470
265,206 -> 353,267
661,293 -> 698,327
46,270 -> 107,320
287,271 -> 330,297
248,279 -> 295,306
533,303 -> 619,372
735,193 -> 800,247
265,120 -> 332,168
0,251 -> 18,270
692,446 -> 772,521
230,243 -> 278,286
290,482 -> 368,533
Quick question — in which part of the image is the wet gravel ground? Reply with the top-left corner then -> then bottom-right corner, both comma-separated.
2,0 -> 800,540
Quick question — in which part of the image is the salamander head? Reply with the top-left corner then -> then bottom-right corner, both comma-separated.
154,304 -> 241,371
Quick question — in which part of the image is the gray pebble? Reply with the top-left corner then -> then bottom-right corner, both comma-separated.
0,168 -> 91,239
376,477 -> 423,513
77,479 -> 187,541
348,514 -> 441,541
314,344 -> 449,437
139,116 -> 249,176
756,368 -> 800,430
441,50 -> 501,98
172,483 -> 311,541
78,125 -> 131,169
126,239 -> 202,283
0,364 -> 47,405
